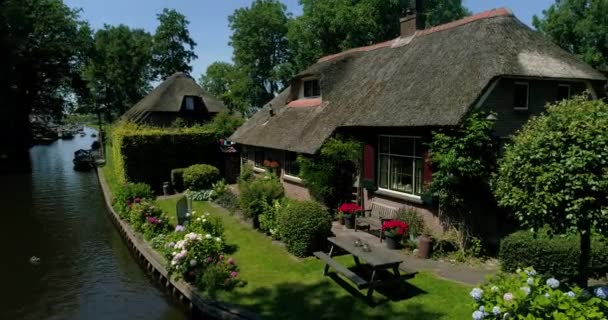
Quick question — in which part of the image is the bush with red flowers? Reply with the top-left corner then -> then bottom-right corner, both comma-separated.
338,203 -> 362,215
382,220 -> 409,238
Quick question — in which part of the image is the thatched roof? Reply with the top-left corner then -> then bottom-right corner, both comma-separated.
231,8 -> 606,154
121,72 -> 226,124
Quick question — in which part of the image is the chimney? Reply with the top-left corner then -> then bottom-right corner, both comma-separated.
400,0 -> 425,38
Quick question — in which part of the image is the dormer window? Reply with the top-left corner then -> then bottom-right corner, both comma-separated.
303,79 -> 320,98
185,96 -> 195,111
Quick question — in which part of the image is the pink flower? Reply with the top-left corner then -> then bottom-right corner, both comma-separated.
503,292 -> 514,301
230,271 -> 238,278
175,225 -> 185,232
218,255 -> 224,260
227,258 -> 235,265
147,217 -> 160,225
134,197 -> 141,203
206,256 -> 213,263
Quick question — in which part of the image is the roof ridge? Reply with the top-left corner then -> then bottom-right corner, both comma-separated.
316,7 -> 513,63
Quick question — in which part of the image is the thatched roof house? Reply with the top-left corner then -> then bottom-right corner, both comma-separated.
230,7 -> 607,237
231,8 -> 605,154
121,72 -> 226,126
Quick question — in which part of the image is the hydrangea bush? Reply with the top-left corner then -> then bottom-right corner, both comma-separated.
469,267 -> 608,319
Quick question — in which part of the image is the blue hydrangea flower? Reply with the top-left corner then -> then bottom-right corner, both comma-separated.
595,287 -> 607,299
527,277 -> 534,286
526,269 -> 537,276
478,306 -> 485,312
472,310 -> 485,320
492,306 -> 500,316
520,286 -> 531,296
565,291 -> 575,298
546,278 -> 560,289
470,288 -> 484,301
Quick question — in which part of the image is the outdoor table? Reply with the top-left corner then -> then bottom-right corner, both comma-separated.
314,234 -> 404,300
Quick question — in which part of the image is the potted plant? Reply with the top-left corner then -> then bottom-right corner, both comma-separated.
381,220 -> 408,250
338,203 -> 362,229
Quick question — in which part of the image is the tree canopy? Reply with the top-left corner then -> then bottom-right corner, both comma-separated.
494,95 -> 608,286
199,62 -> 250,114
152,8 -> 197,80
533,0 -> 608,72
229,0 -> 291,109
82,25 -> 153,120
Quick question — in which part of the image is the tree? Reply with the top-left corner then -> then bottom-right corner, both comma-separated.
152,8 -> 197,80
494,95 -> 608,287
82,25 -> 153,120
0,0 -> 91,171
229,0 -> 291,109
428,112 -> 498,256
533,0 -> 608,72
199,62 -> 250,114
288,0 -> 469,71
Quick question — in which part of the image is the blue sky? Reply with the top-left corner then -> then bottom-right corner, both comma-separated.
64,0 -> 555,80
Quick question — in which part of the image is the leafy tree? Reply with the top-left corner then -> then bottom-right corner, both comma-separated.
152,8 -> 197,79
494,95 -> 608,287
533,0 -> 608,72
199,62 -> 250,114
82,25 -> 153,120
288,0 -> 469,71
0,0 -> 91,170
207,111 -> 245,139
428,112 -> 498,254
229,0 -> 291,109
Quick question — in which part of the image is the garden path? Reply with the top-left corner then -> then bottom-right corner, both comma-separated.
331,223 -> 495,286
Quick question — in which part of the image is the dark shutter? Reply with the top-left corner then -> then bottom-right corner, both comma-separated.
362,144 -> 377,191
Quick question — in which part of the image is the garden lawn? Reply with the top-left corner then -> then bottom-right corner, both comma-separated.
156,198 -> 471,320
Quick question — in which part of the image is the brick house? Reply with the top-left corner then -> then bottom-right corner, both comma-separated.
230,8 -> 607,235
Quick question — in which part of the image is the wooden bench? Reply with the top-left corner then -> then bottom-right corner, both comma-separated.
355,201 -> 399,242
314,251 -> 368,289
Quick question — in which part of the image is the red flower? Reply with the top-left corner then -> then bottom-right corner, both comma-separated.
338,203 -> 362,215
381,220 -> 408,236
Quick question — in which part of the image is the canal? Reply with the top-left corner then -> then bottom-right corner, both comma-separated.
0,128 -> 187,320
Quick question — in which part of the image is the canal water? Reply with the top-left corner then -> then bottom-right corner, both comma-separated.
0,128 -> 187,320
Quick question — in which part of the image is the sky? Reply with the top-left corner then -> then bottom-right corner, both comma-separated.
64,0 -> 555,81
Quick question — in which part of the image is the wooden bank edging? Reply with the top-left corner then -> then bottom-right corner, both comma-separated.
96,168 -> 260,320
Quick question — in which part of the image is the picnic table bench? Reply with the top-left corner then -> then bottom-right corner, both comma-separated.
314,235 -> 404,300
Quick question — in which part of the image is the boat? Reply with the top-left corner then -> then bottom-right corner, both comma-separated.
80,132 -> 86,137
59,130 -> 74,139
91,133 -> 97,138
73,149 -> 93,171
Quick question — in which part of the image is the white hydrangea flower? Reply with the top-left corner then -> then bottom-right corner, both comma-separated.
205,234 -> 212,239
196,217 -> 202,222
215,237 -> 221,242
190,259 -> 197,267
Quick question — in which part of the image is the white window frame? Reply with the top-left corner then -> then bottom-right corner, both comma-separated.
299,77 -> 321,99
513,81 -> 530,111
377,135 -> 424,198
557,84 -> 571,100
185,96 -> 195,111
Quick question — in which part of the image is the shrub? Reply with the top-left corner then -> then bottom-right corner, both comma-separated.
189,212 -> 225,238
500,230 -> 608,283
259,198 -> 286,239
171,168 -> 186,192
278,200 -> 331,257
183,164 -> 220,190
165,232 -> 225,282
113,182 -> 154,218
238,163 -> 254,185
212,180 -> 229,198
196,257 -> 241,296
213,190 -> 239,213
397,209 -> 425,238
239,173 -> 284,222
469,267 -> 608,319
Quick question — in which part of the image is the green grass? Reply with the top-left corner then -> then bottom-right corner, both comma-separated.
156,199 -> 472,320
101,142 -> 120,193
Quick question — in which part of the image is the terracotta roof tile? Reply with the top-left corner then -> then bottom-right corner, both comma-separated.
287,98 -> 322,107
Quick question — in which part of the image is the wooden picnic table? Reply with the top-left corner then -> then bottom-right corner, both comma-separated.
314,234 -> 404,300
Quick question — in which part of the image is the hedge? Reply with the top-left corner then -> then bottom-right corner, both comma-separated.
278,200 -> 331,257
109,122 -> 218,193
183,164 -> 220,190
500,230 -> 608,283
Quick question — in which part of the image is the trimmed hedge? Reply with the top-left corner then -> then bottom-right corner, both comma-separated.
171,168 -> 186,192
500,230 -> 608,283
278,200 -> 331,257
183,164 -> 220,190
109,122 -> 218,193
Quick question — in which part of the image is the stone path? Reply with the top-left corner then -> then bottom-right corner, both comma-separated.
331,222 -> 496,286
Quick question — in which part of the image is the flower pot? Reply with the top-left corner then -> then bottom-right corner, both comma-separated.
417,235 -> 432,259
385,236 -> 401,250
344,214 -> 355,229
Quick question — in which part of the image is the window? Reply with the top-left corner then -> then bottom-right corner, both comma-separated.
513,82 -> 529,110
557,84 -> 571,101
254,149 -> 266,168
284,152 -> 300,177
303,79 -> 321,98
378,136 -> 424,196
185,96 -> 195,111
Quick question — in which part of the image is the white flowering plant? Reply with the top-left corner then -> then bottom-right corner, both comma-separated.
470,267 -> 608,319
166,231 -> 225,283
188,211 -> 225,239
